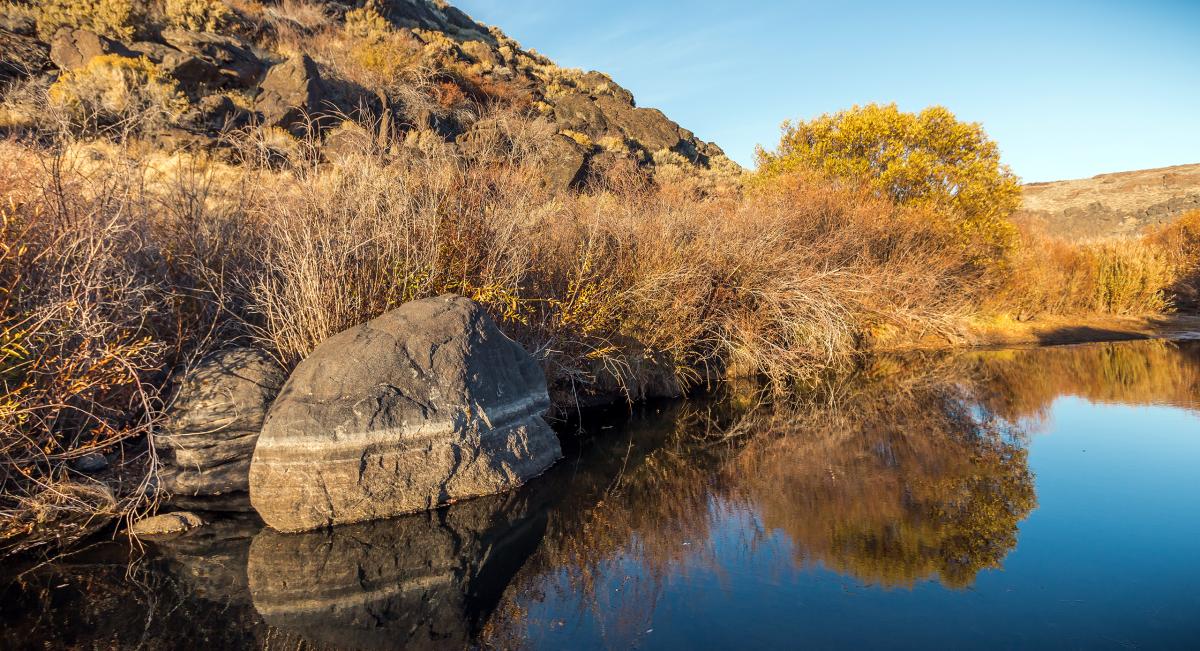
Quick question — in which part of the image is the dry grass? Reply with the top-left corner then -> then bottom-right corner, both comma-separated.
995,225 -> 1182,317
0,114 -> 986,553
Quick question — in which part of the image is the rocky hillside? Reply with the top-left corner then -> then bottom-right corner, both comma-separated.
1014,163 -> 1200,241
0,0 -> 736,189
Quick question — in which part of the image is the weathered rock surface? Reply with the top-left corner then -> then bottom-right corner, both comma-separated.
248,491 -> 545,650
128,41 -> 223,92
540,133 -> 588,191
130,511 -> 206,537
48,29 -> 131,71
161,28 -> 264,87
250,294 -> 562,532
0,29 -> 49,82
255,54 -> 327,132
159,348 -> 285,497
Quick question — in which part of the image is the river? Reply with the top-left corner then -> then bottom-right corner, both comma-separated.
3,339 -> 1198,649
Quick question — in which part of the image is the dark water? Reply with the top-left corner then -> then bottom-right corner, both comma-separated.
3,340 -> 1200,650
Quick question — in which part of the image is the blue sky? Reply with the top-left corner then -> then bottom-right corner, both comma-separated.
455,0 -> 1200,183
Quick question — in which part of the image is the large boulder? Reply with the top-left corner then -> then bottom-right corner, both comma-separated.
159,348 -> 286,498
255,54 -> 327,132
551,92 -> 609,134
539,134 -> 588,192
249,295 -> 562,532
594,94 -> 689,154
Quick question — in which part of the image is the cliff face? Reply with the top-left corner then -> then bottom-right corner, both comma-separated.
1014,163 -> 1200,241
0,0 -> 735,187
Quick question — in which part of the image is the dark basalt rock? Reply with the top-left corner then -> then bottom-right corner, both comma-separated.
161,28 -> 265,87
594,94 -> 689,154
48,29 -> 132,71
128,41 -> 224,92
158,348 -> 285,498
249,295 -> 562,532
0,29 -> 50,82
540,134 -> 588,192
255,54 -> 328,132
552,91 -> 609,134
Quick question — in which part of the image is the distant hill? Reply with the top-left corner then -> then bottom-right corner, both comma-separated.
1014,163 -> 1200,241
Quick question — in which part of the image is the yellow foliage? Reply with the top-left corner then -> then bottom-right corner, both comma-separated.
1084,241 -> 1175,314
756,103 -> 1021,264
560,130 -> 594,149
164,0 -> 230,32
343,5 -> 391,40
35,0 -> 138,40
349,35 -> 421,88
48,55 -> 187,130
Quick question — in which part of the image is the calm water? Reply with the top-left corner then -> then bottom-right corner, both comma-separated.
3,340 -> 1199,650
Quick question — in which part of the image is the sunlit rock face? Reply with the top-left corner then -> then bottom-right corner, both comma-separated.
249,295 -> 562,532
247,492 -> 546,650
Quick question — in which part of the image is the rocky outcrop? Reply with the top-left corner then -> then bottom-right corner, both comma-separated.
380,0 -> 495,42
127,41 -> 223,92
1015,163 -> 1200,241
249,295 -> 562,532
255,54 -> 327,132
248,491 -> 545,650
48,29 -> 131,71
0,29 -> 49,82
161,28 -> 265,87
159,348 -> 285,498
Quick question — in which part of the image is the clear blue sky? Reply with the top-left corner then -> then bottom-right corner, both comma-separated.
455,0 -> 1200,183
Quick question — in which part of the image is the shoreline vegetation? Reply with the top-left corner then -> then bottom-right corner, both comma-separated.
1,0 -> 1199,556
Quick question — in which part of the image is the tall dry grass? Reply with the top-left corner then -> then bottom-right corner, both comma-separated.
995,225 -> 1182,317
0,105 -> 1197,555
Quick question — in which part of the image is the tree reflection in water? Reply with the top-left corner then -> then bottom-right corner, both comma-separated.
2,340 -> 1197,650
482,339 -> 1200,646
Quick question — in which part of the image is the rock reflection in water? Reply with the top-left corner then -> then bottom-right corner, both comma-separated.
248,491 -> 547,650
3,339 -> 1198,650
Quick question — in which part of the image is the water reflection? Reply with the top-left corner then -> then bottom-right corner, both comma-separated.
248,491 -> 547,650
2,339 -> 1198,650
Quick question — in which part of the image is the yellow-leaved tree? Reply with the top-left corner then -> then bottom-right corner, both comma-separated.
756,103 -> 1022,265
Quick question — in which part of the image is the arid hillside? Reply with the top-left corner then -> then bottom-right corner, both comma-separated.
1015,163 -> 1200,241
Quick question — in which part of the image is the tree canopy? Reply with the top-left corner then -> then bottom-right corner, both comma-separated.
756,103 -> 1022,263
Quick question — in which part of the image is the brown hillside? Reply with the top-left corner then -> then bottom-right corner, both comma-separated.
1015,163 -> 1200,241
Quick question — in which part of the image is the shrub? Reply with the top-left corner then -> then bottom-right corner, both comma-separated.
1085,241 -> 1175,314
164,0 -> 231,32
47,55 -> 187,134
347,33 -> 422,90
35,0 -> 138,40
560,129 -> 594,149
1147,209 -> 1200,309
756,103 -> 1021,265
343,5 -> 391,40
0,2 -> 36,34
999,230 -> 1177,316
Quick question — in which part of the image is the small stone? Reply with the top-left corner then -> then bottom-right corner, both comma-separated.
129,511 -> 206,537
71,453 -> 109,474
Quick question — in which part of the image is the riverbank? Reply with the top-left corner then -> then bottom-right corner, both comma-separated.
963,313 -> 1200,349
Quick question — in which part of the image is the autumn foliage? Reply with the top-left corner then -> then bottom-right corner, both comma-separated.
756,103 -> 1022,264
